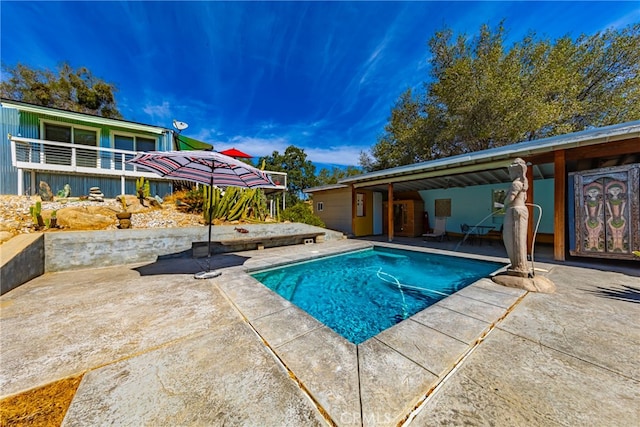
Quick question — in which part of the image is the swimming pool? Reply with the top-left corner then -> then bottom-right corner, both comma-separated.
251,246 -> 503,344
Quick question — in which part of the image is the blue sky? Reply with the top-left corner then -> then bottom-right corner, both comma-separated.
1,2 -> 638,168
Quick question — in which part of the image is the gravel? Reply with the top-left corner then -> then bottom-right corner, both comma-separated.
0,195 -> 204,241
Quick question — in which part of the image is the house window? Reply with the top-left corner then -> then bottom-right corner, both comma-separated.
114,134 -> 157,152
317,202 -> 324,212
434,198 -> 451,217
113,133 -> 157,170
42,122 -> 98,167
356,193 -> 366,217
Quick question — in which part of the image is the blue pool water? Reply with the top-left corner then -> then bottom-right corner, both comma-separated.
251,246 -> 503,344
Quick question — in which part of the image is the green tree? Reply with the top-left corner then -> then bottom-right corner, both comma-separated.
257,145 -> 317,207
280,202 -> 325,227
316,165 -> 362,186
363,22 -> 640,170
0,62 -> 121,118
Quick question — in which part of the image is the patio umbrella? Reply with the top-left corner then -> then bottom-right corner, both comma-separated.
219,147 -> 253,158
127,150 -> 278,279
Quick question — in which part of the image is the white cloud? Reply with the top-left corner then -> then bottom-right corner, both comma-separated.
602,9 -> 640,30
305,145 -> 365,166
192,128 -> 223,143
142,101 -> 172,120
220,135 -> 291,158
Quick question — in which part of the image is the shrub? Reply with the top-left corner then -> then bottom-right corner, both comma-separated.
281,202 -> 325,227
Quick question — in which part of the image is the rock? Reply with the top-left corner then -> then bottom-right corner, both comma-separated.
118,194 -> 159,213
492,273 -> 556,293
56,206 -> 118,230
39,181 -> 54,201
88,187 -> 104,202
0,220 -> 20,232
0,231 -> 13,244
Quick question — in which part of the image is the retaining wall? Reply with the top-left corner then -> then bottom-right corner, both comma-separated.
44,223 -> 344,272
1,233 -> 44,295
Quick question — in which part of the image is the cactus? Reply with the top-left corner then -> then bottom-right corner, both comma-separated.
136,177 -> 150,198
199,186 -> 270,223
29,201 -> 45,228
202,185 -> 214,224
120,195 -> 128,212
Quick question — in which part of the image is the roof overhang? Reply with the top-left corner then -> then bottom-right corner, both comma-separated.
337,121 -> 640,192
1,99 -> 168,135
303,184 -> 349,194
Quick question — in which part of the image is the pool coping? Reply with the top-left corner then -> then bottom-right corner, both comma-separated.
217,240 -> 525,426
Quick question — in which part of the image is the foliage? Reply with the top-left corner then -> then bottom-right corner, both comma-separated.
171,187 -> 204,213
280,202 -> 325,227
316,165 -> 363,186
257,146 -> 318,206
363,22 -> 640,171
173,186 -> 269,223
0,62 -> 122,118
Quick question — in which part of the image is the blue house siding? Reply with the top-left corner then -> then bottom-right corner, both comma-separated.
18,110 -> 171,150
26,173 -> 171,199
0,107 -> 21,194
419,178 -> 555,235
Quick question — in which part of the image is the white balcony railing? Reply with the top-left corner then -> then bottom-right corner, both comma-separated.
9,135 -> 287,196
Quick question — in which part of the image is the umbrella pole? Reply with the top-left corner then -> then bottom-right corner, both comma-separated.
195,164 -> 221,279
207,170 -> 213,270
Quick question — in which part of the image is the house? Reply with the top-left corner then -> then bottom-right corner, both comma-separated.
305,121 -> 640,262
1,98 -> 176,198
0,99 -> 287,203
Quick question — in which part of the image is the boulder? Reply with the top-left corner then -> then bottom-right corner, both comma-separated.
56,206 -> 118,230
0,220 -> 20,232
0,231 -> 13,244
117,194 -> 160,213
39,181 -> 54,201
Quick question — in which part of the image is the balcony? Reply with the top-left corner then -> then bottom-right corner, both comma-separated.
9,135 -> 287,196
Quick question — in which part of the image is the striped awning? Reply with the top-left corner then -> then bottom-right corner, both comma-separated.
127,151 -> 278,188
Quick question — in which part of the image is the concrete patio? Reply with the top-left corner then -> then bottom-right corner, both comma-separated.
1,238 -> 638,426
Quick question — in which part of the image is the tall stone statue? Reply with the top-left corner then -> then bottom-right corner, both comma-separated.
503,158 -> 530,277
492,158 -> 556,293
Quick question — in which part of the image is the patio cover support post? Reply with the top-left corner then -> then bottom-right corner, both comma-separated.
387,183 -> 394,242
121,176 -> 125,196
554,150 -> 566,261
526,163 -> 534,256
351,184 -> 356,237
17,169 -> 23,196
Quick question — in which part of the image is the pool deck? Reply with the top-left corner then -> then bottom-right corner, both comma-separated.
1,238 -> 638,426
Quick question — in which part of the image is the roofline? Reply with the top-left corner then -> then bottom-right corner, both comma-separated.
339,120 -> 640,186
303,183 -> 349,193
1,98 -> 170,135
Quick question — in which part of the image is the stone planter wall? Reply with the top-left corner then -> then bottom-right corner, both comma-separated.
44,223 -> 344,273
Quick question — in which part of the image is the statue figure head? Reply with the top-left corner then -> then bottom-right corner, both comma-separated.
508,158 -> 527,179
508,158 -> 528,192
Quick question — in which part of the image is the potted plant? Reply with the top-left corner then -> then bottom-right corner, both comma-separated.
116,196 -> 132,228
49,210 -> 58,228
